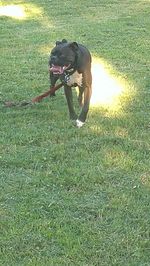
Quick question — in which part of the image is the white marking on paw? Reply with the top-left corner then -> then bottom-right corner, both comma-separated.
76,119 -> 84,128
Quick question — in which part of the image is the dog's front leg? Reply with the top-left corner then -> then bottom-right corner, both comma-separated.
64,85 -> 77,120
50,72 -> 58,96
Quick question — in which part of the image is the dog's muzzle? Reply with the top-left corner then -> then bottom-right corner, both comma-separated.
49,64 -> 71,75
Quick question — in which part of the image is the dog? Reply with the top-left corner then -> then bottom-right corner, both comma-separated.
49,39 -> 92,128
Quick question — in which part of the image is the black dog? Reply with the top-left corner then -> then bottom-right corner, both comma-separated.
49,39 -> 92,128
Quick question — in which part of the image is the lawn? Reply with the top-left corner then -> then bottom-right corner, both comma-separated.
0,0 -> 150,265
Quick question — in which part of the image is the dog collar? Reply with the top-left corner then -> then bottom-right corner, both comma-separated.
60,70 -> 75,84
63,72 -> 70,83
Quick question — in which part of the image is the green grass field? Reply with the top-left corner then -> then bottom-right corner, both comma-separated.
0,0 -> 150,265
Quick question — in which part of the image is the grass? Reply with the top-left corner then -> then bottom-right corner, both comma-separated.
0,0 -> 150,265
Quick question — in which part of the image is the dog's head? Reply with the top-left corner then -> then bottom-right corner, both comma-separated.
49,39 -> 79,75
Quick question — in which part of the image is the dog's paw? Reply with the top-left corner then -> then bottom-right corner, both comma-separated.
76,119 -> 84,128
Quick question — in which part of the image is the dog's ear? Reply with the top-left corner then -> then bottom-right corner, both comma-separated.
62,39 -> 67,43
69,42 -> 78,51
56,41 -> 62,46
56,39 -> 67,46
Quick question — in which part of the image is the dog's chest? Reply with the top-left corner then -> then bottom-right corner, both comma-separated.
67,71 -> 82,87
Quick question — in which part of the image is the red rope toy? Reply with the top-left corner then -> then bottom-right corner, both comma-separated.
2,83 -> 63,107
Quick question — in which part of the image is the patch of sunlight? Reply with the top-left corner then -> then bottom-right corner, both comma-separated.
91,57 -> 132,114
0,5 -> 26,19
0,4 -> 42,20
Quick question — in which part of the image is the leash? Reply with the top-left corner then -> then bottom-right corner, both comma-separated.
1,82 -> 63,108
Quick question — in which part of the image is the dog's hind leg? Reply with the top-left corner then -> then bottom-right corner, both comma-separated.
78,86 -> 84,107
77,72 -> 92,127
64,85 -> 77,120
